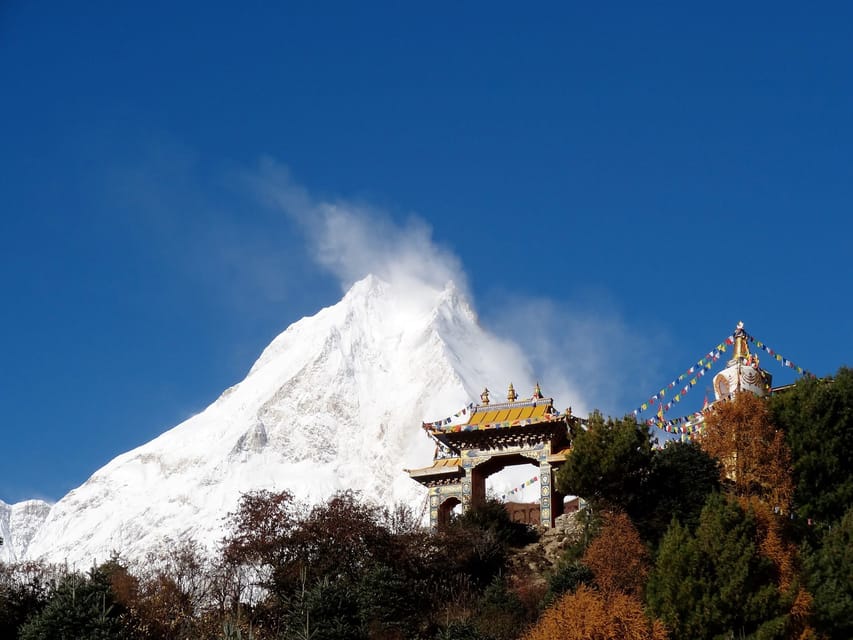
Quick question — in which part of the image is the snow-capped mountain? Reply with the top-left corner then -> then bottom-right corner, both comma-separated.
23,275 -> 539,567
0,499 -> 52,563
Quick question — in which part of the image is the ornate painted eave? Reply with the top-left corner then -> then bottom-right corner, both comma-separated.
405,458 -> 465,484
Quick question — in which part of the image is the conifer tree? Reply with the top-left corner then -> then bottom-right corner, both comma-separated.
0,562 -> 53,640
806,506 -> 853,639
556,411 -> 653,516
637,441 -> 721,543
647,493 -> 786,640
771,367 -> 853,526
18,565 -> 131,640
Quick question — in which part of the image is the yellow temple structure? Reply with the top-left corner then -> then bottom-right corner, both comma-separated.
407,383 -> 575,528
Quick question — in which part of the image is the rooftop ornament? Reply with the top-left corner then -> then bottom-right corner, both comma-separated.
533,382 -> 543,399
507,382 -> 518,402
480,387 -> 490,405
733,320 -> 752,364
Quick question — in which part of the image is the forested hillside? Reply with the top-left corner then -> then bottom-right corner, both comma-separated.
2,368 -> 852,640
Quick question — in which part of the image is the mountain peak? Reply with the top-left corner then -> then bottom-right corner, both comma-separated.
343,273 -> 387,298
0,499 -> 52,562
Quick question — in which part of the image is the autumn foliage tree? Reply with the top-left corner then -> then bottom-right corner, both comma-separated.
523,509 -> 664,640
700,391 -> 793,510
218,489 -> 544,639
222,488 -> 301,597
523,585 -> 668,640
582,511 -> 649,598
692,392 -> 819,638
745,497 -> 816,640
118,540 -> 216,640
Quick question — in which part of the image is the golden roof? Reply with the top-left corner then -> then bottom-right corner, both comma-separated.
406,457 -> 463,479
431,458 -> 462,468
466,398 -> 552,426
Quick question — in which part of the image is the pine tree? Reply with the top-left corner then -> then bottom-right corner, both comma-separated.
771,367 -> 853,526
646,493 -> 786,640
637,441 -> 721,543
556,411 -> 653,516
806,506 -> 853,639
18,565 -> 131,640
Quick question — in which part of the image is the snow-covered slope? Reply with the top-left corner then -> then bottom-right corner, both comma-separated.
0,499 -> 52,562
24,275 -> 537,567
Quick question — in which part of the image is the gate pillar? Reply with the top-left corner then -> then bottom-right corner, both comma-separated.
429,484 -> 463,528
539,462 -> 556,528
468,461 -> 488,511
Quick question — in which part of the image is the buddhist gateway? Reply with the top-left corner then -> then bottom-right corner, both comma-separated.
407,383 -> 576,529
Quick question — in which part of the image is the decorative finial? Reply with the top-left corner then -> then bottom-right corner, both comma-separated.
533,382 -> 543,399
480,387 -> 490,405
733,321 -> 750,362
507,382 -> 518,402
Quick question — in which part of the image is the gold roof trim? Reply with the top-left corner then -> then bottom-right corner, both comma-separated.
433,458 -> 461,467
466,398 -> 553,425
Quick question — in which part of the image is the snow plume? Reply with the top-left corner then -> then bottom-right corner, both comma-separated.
486,291 -> 662,418
248,160 -> 561,403
250,159 -> 467,304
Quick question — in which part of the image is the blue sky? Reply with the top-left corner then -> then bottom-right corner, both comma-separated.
2,2 -> 851,503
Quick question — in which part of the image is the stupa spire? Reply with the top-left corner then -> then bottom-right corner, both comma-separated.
733,321 -> 750,362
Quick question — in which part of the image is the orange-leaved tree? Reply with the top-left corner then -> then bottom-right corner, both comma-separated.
523,512 -> 664,640
700,391 -> 793,510
522,584 -> 668,640
581,511 -> 649,598
740,496 -> 816,640
701,393 -> 814,638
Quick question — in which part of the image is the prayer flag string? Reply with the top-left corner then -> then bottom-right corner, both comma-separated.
421,403 -> 475,431
500,474 -> 541,500
645,411 -> 706,435
631,336 -> 733,418
746,333 -> 815,379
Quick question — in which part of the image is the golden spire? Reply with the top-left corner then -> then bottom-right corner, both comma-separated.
480,387 -> 490,405
533,382 -> 543,399
733,321 -> 750,362
507,382 -> 518,402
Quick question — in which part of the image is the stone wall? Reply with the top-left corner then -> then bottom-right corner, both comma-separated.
504,501 -> 540,525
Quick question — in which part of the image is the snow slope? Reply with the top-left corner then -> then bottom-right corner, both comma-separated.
0,499 -> 52,563
24,275 -> 538,566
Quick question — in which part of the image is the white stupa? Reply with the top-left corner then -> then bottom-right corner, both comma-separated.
712,321 -> 772,401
